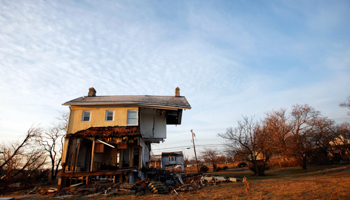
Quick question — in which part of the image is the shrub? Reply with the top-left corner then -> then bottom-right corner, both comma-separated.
200,165 -> 209,173
223,166 -> 228,171
216,167 -> 222,172
238,162 -> 248,168
249,161 -> 269,175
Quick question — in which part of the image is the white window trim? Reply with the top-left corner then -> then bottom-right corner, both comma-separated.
105,110 -> 114,121
82,111 -> 91,122
127,110 -> 138,126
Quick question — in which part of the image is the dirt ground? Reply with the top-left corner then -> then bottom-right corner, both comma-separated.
2,164 -> 350,200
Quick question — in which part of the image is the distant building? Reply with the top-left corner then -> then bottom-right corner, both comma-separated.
149,155 -> 162,168
161,151 -> 184,172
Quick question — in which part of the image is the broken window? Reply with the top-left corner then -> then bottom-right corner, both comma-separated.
82,111 -> 91,122
127,110 -> 138,125
105,110 -> 114,121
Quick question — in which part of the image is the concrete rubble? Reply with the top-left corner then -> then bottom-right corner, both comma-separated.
30,170 -> 240,197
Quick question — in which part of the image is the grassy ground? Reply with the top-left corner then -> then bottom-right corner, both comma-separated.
4,164 -> 350,200
101,164 -> 350,200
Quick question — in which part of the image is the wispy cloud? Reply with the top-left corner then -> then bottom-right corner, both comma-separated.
0,0 -> 349,152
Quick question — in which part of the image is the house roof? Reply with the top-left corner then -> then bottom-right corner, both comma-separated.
150,155 -> 162,161
63,95 -> 191,110
162,151 -> 183,157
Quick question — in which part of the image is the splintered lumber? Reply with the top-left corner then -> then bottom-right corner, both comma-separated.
120,183 -> 134,189
213,176 -> 227,181
228,177 -> 240,182
203,176 -> 213,181
83,193 -> 101,198
148,181 -> 168,194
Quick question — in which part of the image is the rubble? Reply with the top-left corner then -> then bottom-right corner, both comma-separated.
48,169 -> 240,197
148,181 -> 168,194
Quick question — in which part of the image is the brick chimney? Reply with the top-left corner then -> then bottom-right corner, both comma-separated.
175,87 -> 180,97
88,87 -> 96,97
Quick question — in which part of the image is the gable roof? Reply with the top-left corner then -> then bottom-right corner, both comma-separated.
62,95 -> 191,110
162,151 -> 183,157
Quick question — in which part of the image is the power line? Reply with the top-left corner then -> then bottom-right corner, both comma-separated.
151,143 -> 225,151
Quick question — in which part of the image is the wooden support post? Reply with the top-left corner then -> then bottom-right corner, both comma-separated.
113,175 -> 115,183
90,139 -> 95,172
74,139 -> 81,172
86,176 -> 89,185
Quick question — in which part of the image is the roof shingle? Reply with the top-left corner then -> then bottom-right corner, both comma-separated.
63,95 -> 191,109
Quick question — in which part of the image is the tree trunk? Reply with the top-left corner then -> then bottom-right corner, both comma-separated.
302,154 -> 307,170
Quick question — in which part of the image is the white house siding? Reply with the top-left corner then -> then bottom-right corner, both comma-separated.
140,108 -> 166,139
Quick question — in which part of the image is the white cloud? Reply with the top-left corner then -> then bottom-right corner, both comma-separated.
0,0 -> 350,154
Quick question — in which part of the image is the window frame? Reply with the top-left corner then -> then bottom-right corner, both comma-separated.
105,110 -> 114,121
82,111 -> 91,122
127,110 -> 138,126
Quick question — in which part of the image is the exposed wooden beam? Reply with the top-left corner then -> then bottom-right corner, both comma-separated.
97,139 -> 115,148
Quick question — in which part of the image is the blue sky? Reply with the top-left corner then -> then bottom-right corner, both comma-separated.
1,0 -> 350,158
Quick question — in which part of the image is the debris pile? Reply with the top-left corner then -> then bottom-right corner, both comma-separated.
170,175 -> 240,193
40,188 -> 58,195
148,181 -> 168,194
35,170 -> 240,197
53,182 -> 120,197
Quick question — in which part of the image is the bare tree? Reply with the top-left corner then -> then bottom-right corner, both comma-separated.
288,104 -> 320,169
310,117 -> 337,164
262,109 -> 292,158
57,111 -> 69,131
0,127 -> 46,192
39,111 -> 68,180
39,126 -> 64,180
201,148 -> 219,170
218,117 -> 270,175
340,95 -> 350,115
0,126 -> 41,171
216,155 -> 228,164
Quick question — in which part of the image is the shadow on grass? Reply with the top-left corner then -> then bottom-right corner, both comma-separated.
202,163 -> 349,181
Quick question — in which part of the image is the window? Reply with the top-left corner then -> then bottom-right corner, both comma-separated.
82,111 -> 91,122
105,110 -> 114,121
169,156 -> 175,161
127,110 -> 138,125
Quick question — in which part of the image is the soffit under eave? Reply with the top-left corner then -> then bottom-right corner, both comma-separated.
62,102 -> 191,110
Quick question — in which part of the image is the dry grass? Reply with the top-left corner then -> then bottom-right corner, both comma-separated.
9,164 -> 350,200
108,164 -> 350,200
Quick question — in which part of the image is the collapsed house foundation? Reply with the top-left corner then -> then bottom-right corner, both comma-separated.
59,126 -> 149,188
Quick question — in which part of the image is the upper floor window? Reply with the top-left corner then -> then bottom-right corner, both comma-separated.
82,111 -> 91,122
127,110 -> 138,125
169,156 -> 176,161
105,110 -> 114,121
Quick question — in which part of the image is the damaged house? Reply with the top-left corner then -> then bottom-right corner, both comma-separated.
58,87 -> 191,188
162,151 -> 185,172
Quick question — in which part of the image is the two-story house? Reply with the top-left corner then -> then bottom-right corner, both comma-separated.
58,87 -> 190,188
161,151 -> 184,172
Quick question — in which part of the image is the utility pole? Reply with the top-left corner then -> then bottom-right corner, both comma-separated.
191,129 -> 199,173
